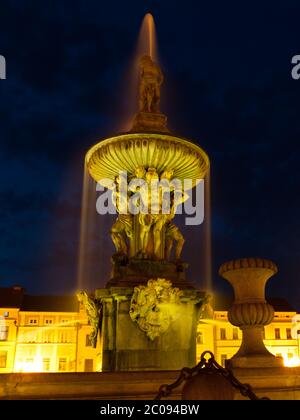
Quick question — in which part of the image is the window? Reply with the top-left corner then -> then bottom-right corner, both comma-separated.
232,328 -> 238,340
0,326 -> 9,341
43,358 -> 50,372
220,355 -> 227,368
58,358 -> 67,372
29,319 -> 38,325
287,353 -> 293,359
44,319 -> 53,325
196,332 -> 204,345
84,359 -> 94,372
60,331 -> 69,343
86,334 -> 92,347
0,351 -> 7,368
43,331 -> 54,343
3,311 -> 9,318
286,328 -> 292,340
275,328 -> 281,340
220,328 -> 226,340
26,331 -> 37,343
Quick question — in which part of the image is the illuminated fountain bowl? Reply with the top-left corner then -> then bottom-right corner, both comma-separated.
85,133 -> 210,186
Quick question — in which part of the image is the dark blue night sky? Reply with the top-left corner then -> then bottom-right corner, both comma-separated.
0,1 -> 300,308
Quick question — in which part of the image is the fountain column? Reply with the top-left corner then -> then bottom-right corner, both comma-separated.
219,258 -> 283,368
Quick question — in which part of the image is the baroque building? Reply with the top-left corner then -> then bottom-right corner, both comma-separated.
0,286 -> 101,373
0,286 -> 299,373
197,297 -> 300,368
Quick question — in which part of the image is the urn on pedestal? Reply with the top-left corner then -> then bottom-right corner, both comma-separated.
219,258 -> 283,368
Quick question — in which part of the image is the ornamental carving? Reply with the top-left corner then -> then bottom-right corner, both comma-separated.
129,278 -> 183,340
77,291 -> 102,348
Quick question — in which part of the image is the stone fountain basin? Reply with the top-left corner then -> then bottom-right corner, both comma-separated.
85,133 -> 210,185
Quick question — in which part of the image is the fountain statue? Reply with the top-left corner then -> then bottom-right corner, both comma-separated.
80,54 -> 211,371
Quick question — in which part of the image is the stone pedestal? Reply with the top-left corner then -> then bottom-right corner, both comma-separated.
108,257 -> 191,289
131,111 -> 169,133
219,258 -> 283,369
95,286 -> 206,372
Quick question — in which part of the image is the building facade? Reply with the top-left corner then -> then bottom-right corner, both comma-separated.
0,287 -> 101,373
0,287 -> 299,373
197,298 -> 300,367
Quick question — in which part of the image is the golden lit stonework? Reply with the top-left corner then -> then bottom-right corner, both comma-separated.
86,133 -> 209,186
129,278 -> 183,340
84,56 -> 210,288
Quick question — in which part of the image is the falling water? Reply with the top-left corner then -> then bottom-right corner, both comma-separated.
119,13 -> 159,132
77,165 -> 97,292
203,170 -> 213,292
77,165 -> 114,292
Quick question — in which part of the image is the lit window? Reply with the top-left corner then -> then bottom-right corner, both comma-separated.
220,328 -> 226,340
43,358 -> 50,372
84,359 -> 93,372
196,332 -> 204,345
286,328 -> 292,340
58,358 -> 67,372
220,355 -> 227,368
3,311 -> 9,318
86,334 -> 92,347
0,326 -> 9,341
232,328 -> 238,340
60,331 -> 70,343
43,331 -> 54,343
0,351 -> 7,368
275,328 -> 281,340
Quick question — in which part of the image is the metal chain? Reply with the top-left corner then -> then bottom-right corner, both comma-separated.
155,351 -> 269,400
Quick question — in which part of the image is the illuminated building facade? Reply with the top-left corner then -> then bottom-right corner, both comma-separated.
197,298 -> 300,368
0,287 -> 101,373
0,287 -> 299,373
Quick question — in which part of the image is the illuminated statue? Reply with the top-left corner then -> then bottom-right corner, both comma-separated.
138,167 -> 159,258
139,55 -> 163,113
165,191 -> 185,261
152,170 -> 172,260
111,175 -> 133,255
77,291 -> 102,348
165,217 -> 185,261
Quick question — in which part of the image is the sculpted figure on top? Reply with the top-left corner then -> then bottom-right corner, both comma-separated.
139,55 -> 163,114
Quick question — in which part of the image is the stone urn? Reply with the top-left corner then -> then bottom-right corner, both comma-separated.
219,258 -> 283,368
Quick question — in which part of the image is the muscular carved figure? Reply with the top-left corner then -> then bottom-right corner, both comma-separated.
111,175 -> 133,255
139,55 -> 163,113
138,168 -> 159,258
165,219 -> 185,261
152,168 -> 174,259
164,192 -> 185,261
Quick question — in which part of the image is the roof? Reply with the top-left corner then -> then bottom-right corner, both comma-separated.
213,295 -> 296,313
0,286 -> 24,308
21,295 -> 79,312
0,287 -> 79,312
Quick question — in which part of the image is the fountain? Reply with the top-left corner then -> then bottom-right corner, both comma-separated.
78,18 -> 211,371
2,14 -> 300,401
